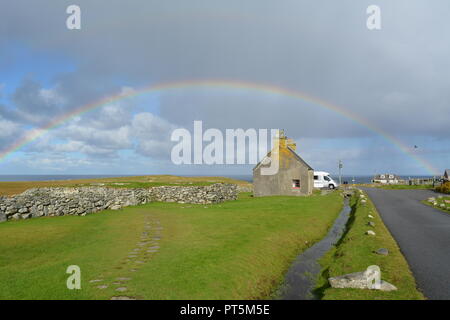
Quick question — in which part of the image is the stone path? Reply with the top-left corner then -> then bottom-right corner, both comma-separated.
88,214 -> 163,300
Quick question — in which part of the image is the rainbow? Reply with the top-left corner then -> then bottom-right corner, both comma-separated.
0,79 -> 439,175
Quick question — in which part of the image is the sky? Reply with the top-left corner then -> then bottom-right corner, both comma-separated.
0,0 -> 449,177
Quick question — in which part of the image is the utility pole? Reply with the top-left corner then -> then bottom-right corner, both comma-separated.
338,160 -> 343,186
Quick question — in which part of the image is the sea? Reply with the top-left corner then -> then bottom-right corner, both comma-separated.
0,175 -> 130,182
0,174 -> 435,183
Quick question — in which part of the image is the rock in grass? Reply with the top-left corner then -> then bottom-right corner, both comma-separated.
368,214 -> 374,219
89,279 -> 103,283
328,267 -> 397,291
368,221 -> 375,227
379,281 -> 398,291
329,271 -> 369,289
375,248 -> 389,255
116,277 -> 131,281
366,230 -> 376,236
116,287 -> 127,292
0,212 -> 6,223
111,296 -> 136,300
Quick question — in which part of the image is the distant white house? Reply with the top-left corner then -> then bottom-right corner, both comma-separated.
372,174 -> 401,184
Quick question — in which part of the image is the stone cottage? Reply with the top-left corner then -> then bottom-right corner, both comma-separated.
253,131 -> 314,197
444,169 -> 450,182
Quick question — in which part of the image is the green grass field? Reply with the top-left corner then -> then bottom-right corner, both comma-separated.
0,192 -> 343,300
315,190 -> 424,300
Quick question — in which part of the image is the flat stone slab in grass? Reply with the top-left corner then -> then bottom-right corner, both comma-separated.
111,296 -> 136,300
116,277 -> 131,281
375,248 -> 389,256
89,279 -> 103,283
96,285 -> 108,289
368,214 -> 374,219
368,221 -> 376,227
366,230 -> 376,236
136,261 -> 144,264
149,246 -> 160,249
147,249 -> 158,253
116,287 -> 127,292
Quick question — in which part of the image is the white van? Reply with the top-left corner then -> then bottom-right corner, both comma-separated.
314,171 -> 338,189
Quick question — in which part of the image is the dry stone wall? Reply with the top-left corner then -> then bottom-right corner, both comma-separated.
0,183 -> 237,222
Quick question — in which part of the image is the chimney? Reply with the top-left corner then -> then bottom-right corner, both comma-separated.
287,138 -> 296,151
273,130 -> 297,150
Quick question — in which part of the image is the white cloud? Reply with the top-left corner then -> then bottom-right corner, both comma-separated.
0,117 -> 21,139
131,112 -> 178,159
62,122 -> 131,150
20,154 -> 95,171
84,103 -> 132,130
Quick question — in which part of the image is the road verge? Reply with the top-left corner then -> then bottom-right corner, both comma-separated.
314,189 -> 424,300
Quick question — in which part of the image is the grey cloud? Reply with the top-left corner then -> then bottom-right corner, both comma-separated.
8,78 -> 65,124
1,0 -> 448,138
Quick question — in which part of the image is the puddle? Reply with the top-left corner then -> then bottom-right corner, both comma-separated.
275,197 -> 351,300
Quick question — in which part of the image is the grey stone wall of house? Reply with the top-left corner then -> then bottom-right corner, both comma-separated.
253,154 -> 313,197
0,183 -> 237,222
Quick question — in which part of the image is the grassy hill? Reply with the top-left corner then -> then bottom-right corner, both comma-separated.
0,175 -> 252,196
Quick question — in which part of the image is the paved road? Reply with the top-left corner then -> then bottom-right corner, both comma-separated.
363,188 -> 450,300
